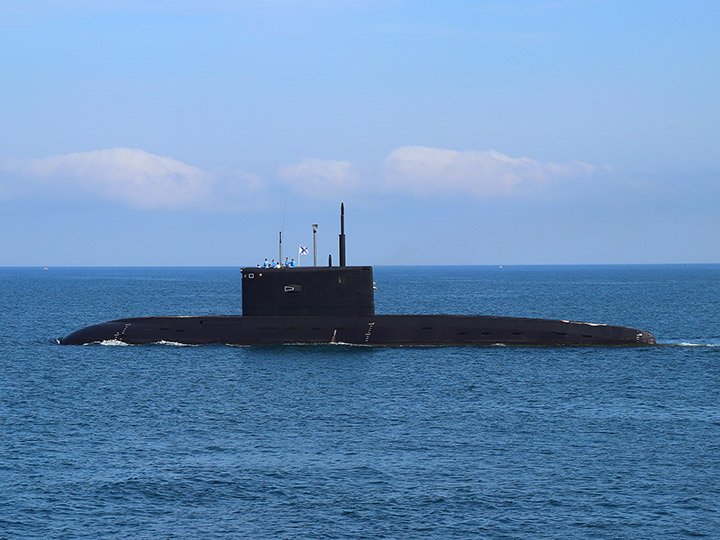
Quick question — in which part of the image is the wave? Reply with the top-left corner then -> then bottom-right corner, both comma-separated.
660,341 -> 720,348
90,339 -> 198,347
151,340 -> 200,347
97,339 -> 131,346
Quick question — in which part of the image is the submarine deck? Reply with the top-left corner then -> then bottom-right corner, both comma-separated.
59,314 -> 656,346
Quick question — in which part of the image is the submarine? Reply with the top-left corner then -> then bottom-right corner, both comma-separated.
60,204 -> 656,347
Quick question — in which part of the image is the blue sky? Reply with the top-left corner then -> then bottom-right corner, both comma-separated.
1,0 -> 718,266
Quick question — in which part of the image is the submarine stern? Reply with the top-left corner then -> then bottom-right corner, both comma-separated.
636,329 -> 656,345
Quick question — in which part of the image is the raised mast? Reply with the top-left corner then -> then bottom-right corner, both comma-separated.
339,202 -> 346,267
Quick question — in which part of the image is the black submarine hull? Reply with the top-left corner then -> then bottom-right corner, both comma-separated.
59,205 -> 656,347
59,315 -> 656,346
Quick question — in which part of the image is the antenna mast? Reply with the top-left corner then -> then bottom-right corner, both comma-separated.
339,202 -> 346,267
312,223 -> 318,267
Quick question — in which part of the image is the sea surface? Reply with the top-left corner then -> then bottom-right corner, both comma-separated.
1,265 -> 719,539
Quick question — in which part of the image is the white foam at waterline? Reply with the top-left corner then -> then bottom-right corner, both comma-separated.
152,340 -> 199,347
677,342 -> 720,347
282,341 -> 370,347
97,339 -> 131,346
92,339 -> 199,347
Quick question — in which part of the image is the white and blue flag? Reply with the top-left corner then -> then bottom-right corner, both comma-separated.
299,245 -> 309,256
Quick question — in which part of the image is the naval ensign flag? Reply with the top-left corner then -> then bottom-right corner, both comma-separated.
299,245 -> 309,256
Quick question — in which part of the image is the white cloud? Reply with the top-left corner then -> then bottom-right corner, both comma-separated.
1,145 -> 598,209
381,146 -> 595,197
278,158 -> 359,198
4,148 -> 263,209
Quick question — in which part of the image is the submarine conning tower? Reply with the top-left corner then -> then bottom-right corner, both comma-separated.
241,266 -> 374,316
241,203 -> 375,317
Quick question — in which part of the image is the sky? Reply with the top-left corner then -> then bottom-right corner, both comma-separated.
1,0 -> 719,266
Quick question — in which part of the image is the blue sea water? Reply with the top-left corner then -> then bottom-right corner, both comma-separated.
1,265 -> 719,539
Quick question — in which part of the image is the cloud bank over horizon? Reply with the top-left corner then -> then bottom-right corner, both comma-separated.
1,146 -> 602,209
278,158 -> 359,199
2,148 -> 264,209
382,146 -> 596,197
